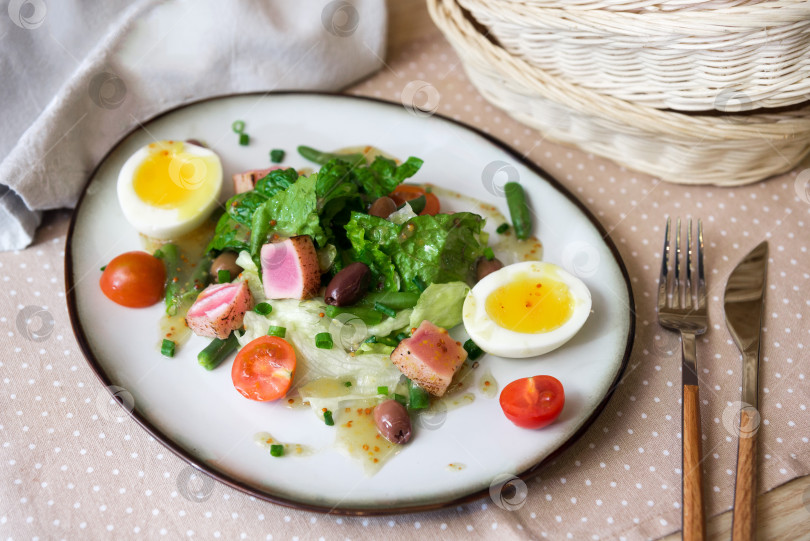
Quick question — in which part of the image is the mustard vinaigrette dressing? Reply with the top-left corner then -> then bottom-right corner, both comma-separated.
254,432 -> 315,458
335,399 -> 399,475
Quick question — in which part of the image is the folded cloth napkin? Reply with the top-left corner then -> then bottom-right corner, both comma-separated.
0,0 -> 386,250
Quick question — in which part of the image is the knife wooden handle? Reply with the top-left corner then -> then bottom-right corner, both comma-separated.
732,407 -> 759,541
683,384 -> 706,541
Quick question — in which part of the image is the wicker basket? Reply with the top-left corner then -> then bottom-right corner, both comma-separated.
427,0 -> 810,186
457,0 -> 810,111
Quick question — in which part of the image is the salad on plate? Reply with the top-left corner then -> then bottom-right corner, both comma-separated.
98,132 -> 592,474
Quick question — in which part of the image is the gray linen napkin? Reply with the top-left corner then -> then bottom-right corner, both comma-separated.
0,0 -> 386,250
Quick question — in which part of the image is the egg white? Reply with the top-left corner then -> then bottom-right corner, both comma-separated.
117,142 -> 222,239
462,261 -> 591,358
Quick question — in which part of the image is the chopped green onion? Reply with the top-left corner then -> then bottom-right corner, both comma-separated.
267,326 -> 286,338
217,269 -> 231,283
315,332 -> 333,349
395,332 -> 408,342
269,149 -> 285,163
100,265 -> 106,272
363,335 -> 377,344
231,120 -> 245,133
253,302 -> 272,315
463,339 -> 484,360
412,276 -> 427,292
269,444 -> 284,457
161,339 -> 176,358
373,302 -> 397,318
393,393 -> 407,406
496,223 -> 510,234
484,247 -> 495,261
343,381 -> 352,388
239,133 -> 250,146
377,386 -> 389,395
323,410 -> 334,426
407,379 -> 430,410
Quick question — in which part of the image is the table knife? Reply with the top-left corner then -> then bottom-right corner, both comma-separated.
724,241 -> 768,541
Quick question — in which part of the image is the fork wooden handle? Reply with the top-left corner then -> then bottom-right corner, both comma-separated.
683,384 -> 706,541
732,408 -> 758,541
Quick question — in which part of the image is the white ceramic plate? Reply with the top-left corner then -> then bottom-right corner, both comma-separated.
67,93 -> 634,514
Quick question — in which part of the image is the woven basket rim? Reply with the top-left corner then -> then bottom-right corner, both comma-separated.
459,0 -> 810,35
490,0 -> 810,14
434,0 -> 810,139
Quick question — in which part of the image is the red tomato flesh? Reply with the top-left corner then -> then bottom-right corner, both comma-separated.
499,375 -> 565,429
99,251 -> 166,308
389,184 -> 440,216
232,336 -> 297,401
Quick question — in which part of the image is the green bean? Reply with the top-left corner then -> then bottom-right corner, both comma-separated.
297,145 -> 364,166
159,247 -> 214,316
323,305 -> 383,326
407,378 -> 430,410
158,243 -> 182,314
185,252 -> 214,294
376,335 -> 398,347
504,181 -> 532,240
173,253 -> 214,313
356,291 -> 420,310
198,333 -> 239,371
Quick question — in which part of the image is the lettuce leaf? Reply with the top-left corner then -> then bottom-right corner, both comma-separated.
257,174 -> 326,246
255,167 -> 298,198
206,213 -> 250,252
208,155 -> 422,255
345,214 -> 400,291
409,281 -> 469,330
345,211 -> 486,292
353,156 -> 424,199
238,303 -> 402,397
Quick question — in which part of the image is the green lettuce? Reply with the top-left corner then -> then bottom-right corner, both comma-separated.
345,211 -> 486,292
208,156 -> 423,255
353,156 -> 424,199
409,281 -> 470,330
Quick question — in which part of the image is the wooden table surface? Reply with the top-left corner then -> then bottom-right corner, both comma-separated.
386,1 -> 810,539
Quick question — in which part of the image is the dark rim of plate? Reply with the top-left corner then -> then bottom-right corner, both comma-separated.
64,91 -> 636,516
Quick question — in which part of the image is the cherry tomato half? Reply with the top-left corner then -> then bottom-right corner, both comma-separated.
99,251 -> 166,308
232,336 -> 297,401
499,375 -> 565,429
389,184 -> 440,216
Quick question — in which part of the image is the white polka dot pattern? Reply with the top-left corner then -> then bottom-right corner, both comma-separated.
1,36 -> 808,541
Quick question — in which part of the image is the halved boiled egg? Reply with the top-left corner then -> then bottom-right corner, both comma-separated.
117,140 -> 222,239
462,261 -> 591,358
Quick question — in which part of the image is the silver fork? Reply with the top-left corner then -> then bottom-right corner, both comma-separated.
657,217 -> 708,541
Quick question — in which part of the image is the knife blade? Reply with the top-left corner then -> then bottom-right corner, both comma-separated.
724,241 -> 768,410
724,240 -> 768,541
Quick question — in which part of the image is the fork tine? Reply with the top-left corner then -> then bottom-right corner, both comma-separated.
674,217 -> 681,309
658,217 -> 671,310
697,219 -> 706,310
685,218 -> 693,310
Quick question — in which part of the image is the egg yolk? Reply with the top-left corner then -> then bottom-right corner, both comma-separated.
133,141 -> 216,210
485,275 -> 574,334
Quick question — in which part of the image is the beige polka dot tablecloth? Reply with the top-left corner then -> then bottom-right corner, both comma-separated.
2,32 -> 810,541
